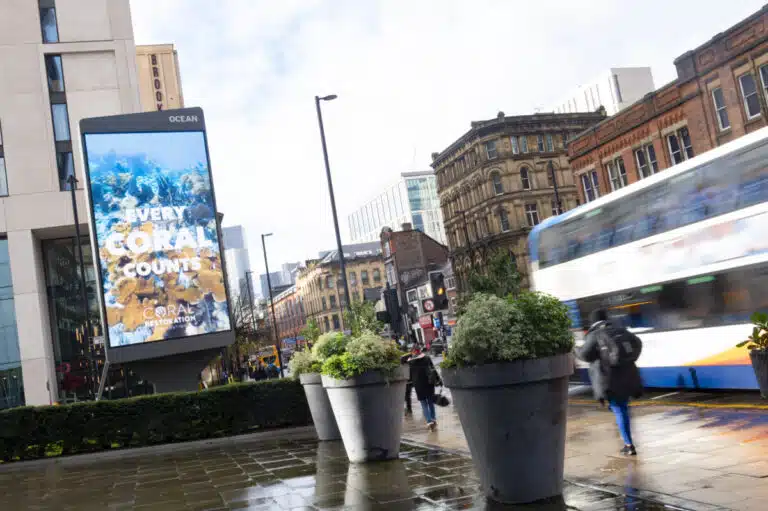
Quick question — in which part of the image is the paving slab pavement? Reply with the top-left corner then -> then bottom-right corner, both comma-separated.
402,387 -> 768,511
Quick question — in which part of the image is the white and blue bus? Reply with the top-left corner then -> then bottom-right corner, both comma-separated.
528,127 -> 768,390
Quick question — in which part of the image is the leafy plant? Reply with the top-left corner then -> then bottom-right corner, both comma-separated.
288,349 -> 321,378
312,332 -> 349,362
300,319 -> 321,343
321,332 -> 402,380
737,312 -> 768,351
343,300 -> 384,337
442,292 -> 573,368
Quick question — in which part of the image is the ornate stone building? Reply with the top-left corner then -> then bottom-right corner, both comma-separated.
431,111 -> 606,289
295,242 -> 385,334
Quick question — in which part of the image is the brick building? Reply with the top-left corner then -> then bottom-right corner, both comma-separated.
569,5 -> 768,202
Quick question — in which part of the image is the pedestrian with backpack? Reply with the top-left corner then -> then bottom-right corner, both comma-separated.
408,345 -> 442,431
576,308 -> 643,455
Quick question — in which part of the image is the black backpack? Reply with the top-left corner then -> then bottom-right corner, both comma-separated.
595,322 -> 642,367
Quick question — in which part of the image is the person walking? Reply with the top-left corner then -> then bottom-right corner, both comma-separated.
401,349 -> 414,415
576,308 -> 643,455
408,345 -> 441,431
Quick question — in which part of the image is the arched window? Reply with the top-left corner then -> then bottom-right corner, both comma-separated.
520,167 -> 531,190
491,173 -> 503,195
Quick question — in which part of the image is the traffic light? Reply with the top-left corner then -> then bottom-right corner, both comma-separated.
429,272 -> 449,310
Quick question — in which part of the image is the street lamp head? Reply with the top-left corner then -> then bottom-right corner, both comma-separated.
319,94 -> 337,101
263,232 -> 273,238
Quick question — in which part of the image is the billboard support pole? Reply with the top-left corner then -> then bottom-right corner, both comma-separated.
67,174 -> 98,399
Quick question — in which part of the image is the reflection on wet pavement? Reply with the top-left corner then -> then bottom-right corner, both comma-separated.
403,387 -> 768,510
0,435 -> 723,510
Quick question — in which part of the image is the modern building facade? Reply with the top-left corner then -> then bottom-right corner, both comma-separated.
0,0 -> 141,408
295,242 -> 385,334
549,67 -> 656,116
222,226 -> 252,302
259,262 -> 299,301
348,171 -> 446,246
568,5 -> 768,205
432,111 -> 606,290
135,43 -> 184,112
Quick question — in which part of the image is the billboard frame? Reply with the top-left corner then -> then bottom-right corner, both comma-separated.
79,107 -> 235,364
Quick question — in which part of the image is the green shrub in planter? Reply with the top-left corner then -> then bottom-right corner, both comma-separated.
439,291 -> 575,504
289,349 -> 321,378
320,332 -> 409,462
314,332 -> 350,361
321,332 -> 401,380
442,292 -> 573,368
737,312 -> 768,397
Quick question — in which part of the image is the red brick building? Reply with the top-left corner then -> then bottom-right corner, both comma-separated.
569,5 -> 768,202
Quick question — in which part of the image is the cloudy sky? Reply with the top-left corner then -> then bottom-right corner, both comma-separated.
129,0 -> 765,278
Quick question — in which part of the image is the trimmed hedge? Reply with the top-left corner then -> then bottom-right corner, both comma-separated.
0,379 -> 311,462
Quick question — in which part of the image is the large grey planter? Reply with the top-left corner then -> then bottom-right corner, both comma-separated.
441,353 -> 574,504
299,373 -> 341,441
322,365 -> 409,463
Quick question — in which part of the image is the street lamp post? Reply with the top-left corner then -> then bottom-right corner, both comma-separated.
314,94 -> 352,314
261,233 -> 284,377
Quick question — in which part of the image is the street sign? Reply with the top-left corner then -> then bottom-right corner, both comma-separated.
418,315 -> 433,328
422,298 -> 435,312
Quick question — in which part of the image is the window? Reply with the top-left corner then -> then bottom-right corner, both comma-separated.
322,297 -> 327,310
45,55 -> 64,92
324,317 -> 330,331
739,73 -> 761,119
520,167 -> 531,190
39,4 -> 59,43
551,200 -> 561,216
712,87 -> 730,130
606,158 -> 628,190
491,173 -> 503,195
349,271 -> 357,286
329,295 -> 337,309
525,204 -> 540,227
581,171 -> 599,202
332,314 -> 341,330
51,104 -> 70,141
667,127 -> 693,165
520,136 -> 529,153
499,209 -> 510,232
537,135 -> 545,152
510,136 -> 519,155
56,151 -> 74,190
485,140 -> 498,160
326,275 -> 334,288
545,134 -> 554,152
361,270 -> 369,285
373,268 -> 381,283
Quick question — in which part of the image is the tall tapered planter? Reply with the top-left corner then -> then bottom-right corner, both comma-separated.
299,373 -> 341,441
322,365 -> 409,463
441,353 -> 574,504
750,350 -> 768,398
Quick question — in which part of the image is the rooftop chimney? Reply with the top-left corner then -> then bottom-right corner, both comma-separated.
401,222 -> 412,231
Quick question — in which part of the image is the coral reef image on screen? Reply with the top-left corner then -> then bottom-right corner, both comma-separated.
83,131 -> 230,347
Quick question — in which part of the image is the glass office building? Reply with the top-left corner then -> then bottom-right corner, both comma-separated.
348,171 -> 446,245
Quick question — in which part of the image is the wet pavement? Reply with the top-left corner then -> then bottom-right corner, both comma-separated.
403,387 -> 768,511
0,432 -> 707,510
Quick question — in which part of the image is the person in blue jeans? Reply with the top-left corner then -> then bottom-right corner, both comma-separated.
408,345 -> 441,431
576,309 -> 643,455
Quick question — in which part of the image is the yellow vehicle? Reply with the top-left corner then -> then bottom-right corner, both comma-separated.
254,346 -> 281,368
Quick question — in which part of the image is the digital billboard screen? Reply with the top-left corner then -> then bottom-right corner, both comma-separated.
82,129 -> 231,349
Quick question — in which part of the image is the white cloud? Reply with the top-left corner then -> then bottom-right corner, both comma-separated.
128,0 -> 766,274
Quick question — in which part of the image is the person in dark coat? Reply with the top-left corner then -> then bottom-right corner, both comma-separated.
401,350 -> 414,414
408,346 -> 441,430
576,308 -> 643,456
